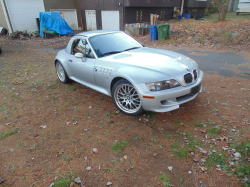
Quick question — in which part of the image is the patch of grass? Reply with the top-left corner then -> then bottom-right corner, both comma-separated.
223,31 -> 233,45
106,112 -> 111,118
212,30 -> 219,37
206,12 -> 250,21
62,154 -> 73,162
130,160 -> 134,168
145,111 -> 156,118
198,34 -> 205,43
194,123 -> 204,127
207,119 -> 214,124
53,171 -> 76,187
149,131 -> 154,136
185,131 -> 202,149
0,129 -> 19,139
135,135 -> 142,140
65,85 -> 80,91
170,143 -> 189,158
159,173 -> 174,187
173,119 -> 181,124
18,142 -> 26,146
104,131 -> 111,135
207,127 -> 222,136
228,140 -> 250,185
205,152 -> 227,168
111,141 -> 129,153
211,108 -> 218,112
74,109 -> 79,114
171,132 -> 202,158
231,139 -> 250,160
151,138 -> 157,143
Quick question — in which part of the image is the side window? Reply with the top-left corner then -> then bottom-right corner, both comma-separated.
71,39 -> 95,59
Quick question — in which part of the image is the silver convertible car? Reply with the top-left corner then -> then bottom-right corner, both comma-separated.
54,30 -> 203,116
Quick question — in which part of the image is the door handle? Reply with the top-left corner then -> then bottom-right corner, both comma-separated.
69,59 -> 73,63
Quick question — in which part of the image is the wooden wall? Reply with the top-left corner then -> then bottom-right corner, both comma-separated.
183,7 -> 206,17
124,7 -> 174,25
80,0 -> 123,30
124,0 -> 181,7
80,0 -> 211,31
184,0 -> 212,8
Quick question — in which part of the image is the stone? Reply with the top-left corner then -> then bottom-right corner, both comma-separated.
93,148 -> 98,153
167,166 -> 173,171
229,161 -> 234,166
222,147 -> 228,151
74,177 -> 81,184
107,181 -> 112,186
231,31 -> 238,38
242,177 -> 249,182
86,166 -> 91,170
234,152 -> 242,158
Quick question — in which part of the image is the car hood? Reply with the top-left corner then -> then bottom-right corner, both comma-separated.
105,47 -> 197,76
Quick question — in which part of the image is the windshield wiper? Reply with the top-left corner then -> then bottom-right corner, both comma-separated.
123,47 -> 141,52
99,51 -> 122,57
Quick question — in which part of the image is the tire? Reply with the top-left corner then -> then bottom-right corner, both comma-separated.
0,47 -> 2,54
237,12 -> 239,15
55,61 -> 70,84
112,79 -> 144,116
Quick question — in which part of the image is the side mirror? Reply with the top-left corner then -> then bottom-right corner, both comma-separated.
75,53 -> 86,62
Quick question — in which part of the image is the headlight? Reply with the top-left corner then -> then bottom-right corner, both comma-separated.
145,79 -> 181,91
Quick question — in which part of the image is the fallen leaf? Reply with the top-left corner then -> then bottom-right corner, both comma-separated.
58,149 -> 64,156
199,166 -> 207,171
217,136 -> 229,142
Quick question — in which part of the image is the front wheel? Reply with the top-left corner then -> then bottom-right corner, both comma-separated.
112,79 -> 144,116
55,61 -> 70,84
236,12 -> 239,15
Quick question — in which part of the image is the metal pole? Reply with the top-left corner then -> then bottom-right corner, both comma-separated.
181,0 -> 184,15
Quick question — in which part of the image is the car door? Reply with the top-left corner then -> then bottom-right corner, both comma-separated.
68,38 -> 96,85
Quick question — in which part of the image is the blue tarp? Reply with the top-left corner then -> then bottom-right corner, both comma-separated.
39,12 -> 74,37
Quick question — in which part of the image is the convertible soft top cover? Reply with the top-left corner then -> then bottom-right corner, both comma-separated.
39,12 -> 74,37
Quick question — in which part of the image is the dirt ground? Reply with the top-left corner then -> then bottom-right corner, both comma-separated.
0,18 -> 250,187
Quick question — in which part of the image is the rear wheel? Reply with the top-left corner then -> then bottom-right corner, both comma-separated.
237,12 -> 239,15
55,61 -> 70,84
112,79 -> 144,116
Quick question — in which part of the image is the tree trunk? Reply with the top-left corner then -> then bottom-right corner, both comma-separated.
213,0 -> 231,21
218,6 -> 228,21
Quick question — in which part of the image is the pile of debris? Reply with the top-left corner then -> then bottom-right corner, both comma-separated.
10,30 -> 40,40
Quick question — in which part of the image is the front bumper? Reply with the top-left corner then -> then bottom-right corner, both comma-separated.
135,70 -> 204,112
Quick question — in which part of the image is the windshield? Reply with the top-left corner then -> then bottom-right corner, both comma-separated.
89,32 -> 142,58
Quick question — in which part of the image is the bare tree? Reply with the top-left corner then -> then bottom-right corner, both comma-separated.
213,0 -> 231,21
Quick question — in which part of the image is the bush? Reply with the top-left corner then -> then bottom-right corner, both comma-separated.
206,2 -> 218,14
